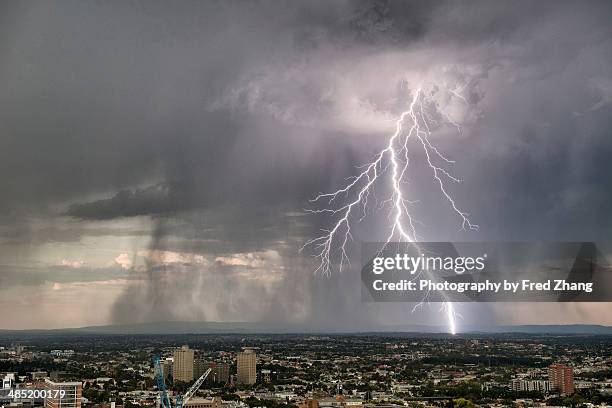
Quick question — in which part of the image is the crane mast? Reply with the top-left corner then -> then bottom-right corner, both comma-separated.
153,357 -> 172,408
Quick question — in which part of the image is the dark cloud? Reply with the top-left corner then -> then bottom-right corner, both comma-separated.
65,183 -> 190,220
1,0 -> 612,329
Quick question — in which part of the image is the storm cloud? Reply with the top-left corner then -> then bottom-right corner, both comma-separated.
1,0 -> 612,330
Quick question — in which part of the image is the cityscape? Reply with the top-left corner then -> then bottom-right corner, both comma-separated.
1,333 -> 611,408
2,3 -> 612,408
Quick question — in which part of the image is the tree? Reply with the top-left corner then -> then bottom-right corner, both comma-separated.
453,398 -> 475,408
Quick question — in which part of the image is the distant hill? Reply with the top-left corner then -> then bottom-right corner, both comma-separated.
1,321 -> 611,335
468,324 -> 612,335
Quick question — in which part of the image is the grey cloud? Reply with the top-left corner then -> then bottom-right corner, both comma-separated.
0,224 -> 152,247
0,264 -> 131,288
65,183 -> 190,220
1,0 -> 612,329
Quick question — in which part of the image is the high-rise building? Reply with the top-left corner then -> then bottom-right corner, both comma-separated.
548,364 -> 574,395
173,345 -> 195,382
194,359 -> 207,379
44,379 -> 82,408
236,348 -> 257,385
194,359 -> 228,383
215,363 -> 230,384
162,357 -> 174,382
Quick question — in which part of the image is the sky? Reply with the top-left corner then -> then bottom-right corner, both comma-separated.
1,0 -> 612,330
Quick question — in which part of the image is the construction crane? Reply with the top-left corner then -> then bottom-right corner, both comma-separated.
154,357 -> 172,408
175,367 -> 212,408
153,357 -> 212,408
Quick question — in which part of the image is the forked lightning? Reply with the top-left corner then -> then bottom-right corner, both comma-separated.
304,87 -> 477,334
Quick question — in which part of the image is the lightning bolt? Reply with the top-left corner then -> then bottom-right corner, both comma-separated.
304,87 -> 477,334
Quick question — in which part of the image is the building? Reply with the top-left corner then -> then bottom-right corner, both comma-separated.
162,358 -> 173,382
194,361 -> 229,384
2,373 -> 15,389
260,369 -> 271,383
549,364 -> 574,395
44,379 -> 82,408
214,363 -> 230,384
317,397 -> 344,408
184,397 -> 221,408
173,345 -> 195,383
510,379 -> 552,393
236,348 -> 257,385
50,350 -> 74,358
0,374 -> 16,407
50,371 -> 71,382
194,359 -> 206,379
299,400 -> 320,408
30,372 -> 48,381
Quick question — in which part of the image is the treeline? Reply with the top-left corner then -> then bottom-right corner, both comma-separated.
0,359 -> 64,375
421,354 -> 542,367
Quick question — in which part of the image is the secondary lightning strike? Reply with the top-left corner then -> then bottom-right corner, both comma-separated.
304,87 -> 477,334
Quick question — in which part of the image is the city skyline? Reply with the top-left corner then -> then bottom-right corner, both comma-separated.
1,332 -> 607,408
